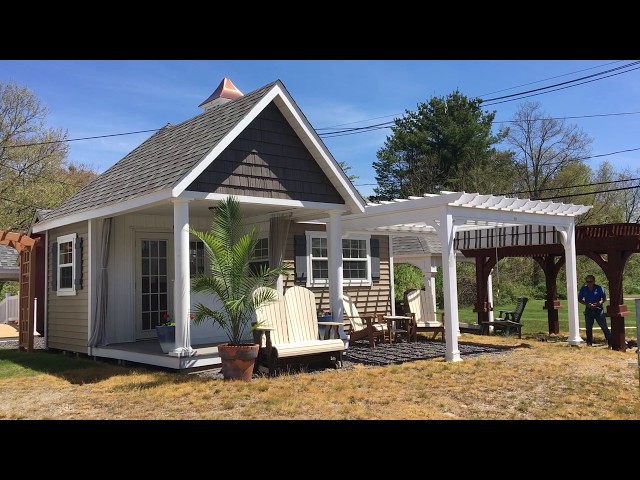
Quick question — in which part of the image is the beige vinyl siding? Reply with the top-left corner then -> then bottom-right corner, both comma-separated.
282,223 -> 392,317
47,222 -> 89,354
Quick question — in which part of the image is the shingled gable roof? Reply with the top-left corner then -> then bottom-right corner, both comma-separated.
34,79 -> 365,230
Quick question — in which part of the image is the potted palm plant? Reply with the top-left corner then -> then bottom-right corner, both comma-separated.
190,196 -> 288,381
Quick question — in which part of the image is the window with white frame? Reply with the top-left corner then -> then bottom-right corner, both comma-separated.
306,232 -> 371,287
249,238 -> 269,274
189,240 -> 205,277
56,233 -> 76,296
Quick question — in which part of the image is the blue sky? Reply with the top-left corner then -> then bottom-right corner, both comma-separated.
1,59 -> 639,197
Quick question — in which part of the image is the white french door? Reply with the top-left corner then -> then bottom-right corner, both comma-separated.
135,232 -> 173,339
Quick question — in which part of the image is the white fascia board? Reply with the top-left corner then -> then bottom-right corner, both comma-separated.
31,189 -> 174,233
186,191 -> 347,212
172,83 -> 365,215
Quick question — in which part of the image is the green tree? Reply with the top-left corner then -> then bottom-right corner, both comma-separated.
393,263 -> 424,300
616,167 -> 640,223
0,281 -> 19,296
505,101 -> 592,200
587,162 -> 626,224
372,90 -> 508,200
338,160 -> 358,183
0,81 -> 97,230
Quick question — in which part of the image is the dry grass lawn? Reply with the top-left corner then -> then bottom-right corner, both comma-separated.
0,333 -> 638,420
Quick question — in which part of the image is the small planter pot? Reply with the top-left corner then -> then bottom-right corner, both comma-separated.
156,325 -> 176,353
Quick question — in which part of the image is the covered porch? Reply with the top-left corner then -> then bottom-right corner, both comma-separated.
90,339 -> 225,370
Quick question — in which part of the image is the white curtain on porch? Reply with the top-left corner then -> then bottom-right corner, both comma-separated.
89,217 -> 112,347
268,214 -> 291,293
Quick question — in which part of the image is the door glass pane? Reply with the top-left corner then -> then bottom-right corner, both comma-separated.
140,239 -> 169,333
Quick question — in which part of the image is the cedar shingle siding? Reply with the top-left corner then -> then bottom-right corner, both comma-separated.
187,103 -> 344,204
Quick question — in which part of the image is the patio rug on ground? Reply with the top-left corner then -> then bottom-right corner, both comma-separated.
343,337 -> 511,366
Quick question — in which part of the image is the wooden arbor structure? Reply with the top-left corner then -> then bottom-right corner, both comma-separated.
0,230 -> 40,352
459,223 -> 640,353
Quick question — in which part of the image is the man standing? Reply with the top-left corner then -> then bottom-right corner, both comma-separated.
577,274 -> 613,347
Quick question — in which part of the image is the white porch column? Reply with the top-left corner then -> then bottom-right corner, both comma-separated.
172,198 -> 194,356
559,221 -> 583,346
389,235 -> 396,316
436,211 -> 462,362
327,211 -> 344,324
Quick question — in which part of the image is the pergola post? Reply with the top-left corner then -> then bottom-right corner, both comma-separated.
559,223 -> 582,346
436,210 -> 461,362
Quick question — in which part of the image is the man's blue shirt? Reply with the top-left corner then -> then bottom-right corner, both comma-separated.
578,284 -> 606,307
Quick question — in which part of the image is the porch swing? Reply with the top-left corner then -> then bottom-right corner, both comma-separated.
484,226 -> 528,338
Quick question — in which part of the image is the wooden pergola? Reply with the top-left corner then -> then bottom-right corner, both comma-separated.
459,223 -> 640,352
0,230 -> 40,352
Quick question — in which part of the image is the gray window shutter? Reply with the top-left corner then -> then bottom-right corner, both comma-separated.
294,235 -> 307,284
371,238 -> 380,281
51,242 -> 58,291
75,236 -> 83,290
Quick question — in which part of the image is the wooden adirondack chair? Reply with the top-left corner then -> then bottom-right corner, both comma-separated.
403,289 -> 445,340
342,293 -> 388,349
482,296 -> 528,338
253,286 -> 345,375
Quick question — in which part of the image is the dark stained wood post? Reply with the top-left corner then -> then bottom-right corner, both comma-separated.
581,225 -> 636,352
474,256 -> 496,334
599,249 -> 632,352
534,255 -> 565,335
460,223 -> 640,349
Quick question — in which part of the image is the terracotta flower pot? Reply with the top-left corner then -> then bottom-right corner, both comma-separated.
217,343 -> 260,381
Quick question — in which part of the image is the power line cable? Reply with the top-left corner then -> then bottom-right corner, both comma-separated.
2,128 -> 159,149
482,66 -> 640,107
480,61 -> 640,104
318,61 -> 640,134
317,61 -> 629,130
3,73 -> 640,147
474,60 -> 626,97
499,177 -> 640,197
538,184 -> 639,200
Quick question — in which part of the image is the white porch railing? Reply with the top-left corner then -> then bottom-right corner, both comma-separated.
0,293 -> 18,324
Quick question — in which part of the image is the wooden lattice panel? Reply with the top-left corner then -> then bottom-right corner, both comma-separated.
18,248 -> 34,352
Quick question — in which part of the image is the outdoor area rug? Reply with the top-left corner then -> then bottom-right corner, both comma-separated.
343,337 -> 511,367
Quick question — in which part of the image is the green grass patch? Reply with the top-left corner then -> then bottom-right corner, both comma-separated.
0,349 -> 109,380
456,298 -> 639,336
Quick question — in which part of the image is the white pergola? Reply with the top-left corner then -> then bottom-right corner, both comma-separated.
338,191 -> 592,362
